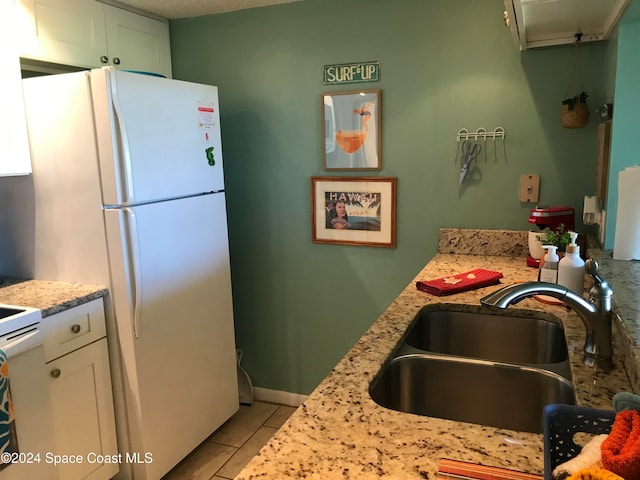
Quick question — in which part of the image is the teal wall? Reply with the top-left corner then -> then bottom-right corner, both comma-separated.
170,0 -> 608,394
605,4 -> 640,249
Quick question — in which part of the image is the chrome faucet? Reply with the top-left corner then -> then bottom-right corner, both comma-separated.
479,259 -> 614,372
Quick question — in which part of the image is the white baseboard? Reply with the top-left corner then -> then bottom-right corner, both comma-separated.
252,387 -> 308,407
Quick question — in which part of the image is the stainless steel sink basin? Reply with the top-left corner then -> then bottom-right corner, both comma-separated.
369,354 -> 575,433
403,308 -> 568,365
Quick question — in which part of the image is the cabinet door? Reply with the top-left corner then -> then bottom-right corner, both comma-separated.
104,4 -> 172,78
48,338 -> 119,480
0,0 -> 31,176
16,0 -> 108,68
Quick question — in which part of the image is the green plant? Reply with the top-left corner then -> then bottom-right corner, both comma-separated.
561,91 -> 589,110
537,224 -> 571,252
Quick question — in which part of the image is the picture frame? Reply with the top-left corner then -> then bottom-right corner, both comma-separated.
322,90 -> 381,170
311,176 -> 396,247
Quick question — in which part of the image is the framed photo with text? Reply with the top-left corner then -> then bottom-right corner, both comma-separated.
311,176 -> 396,247
322,90 -> 381,170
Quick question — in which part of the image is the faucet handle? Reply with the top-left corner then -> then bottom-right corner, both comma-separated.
585,259 -> 604,285
585,258 -> 613,303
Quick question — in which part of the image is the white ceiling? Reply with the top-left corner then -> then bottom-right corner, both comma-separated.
113,0 -> 301,19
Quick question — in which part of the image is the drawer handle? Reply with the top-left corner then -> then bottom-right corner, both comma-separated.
71,324 -> 81,334
50,368 -> 61,379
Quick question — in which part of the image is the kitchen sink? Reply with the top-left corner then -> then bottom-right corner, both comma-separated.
369,354 -> 575,433
369,307 -> 575,433
403,308 -> 568,365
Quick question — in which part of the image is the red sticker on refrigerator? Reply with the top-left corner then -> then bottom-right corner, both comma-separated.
197,102 -> 215,129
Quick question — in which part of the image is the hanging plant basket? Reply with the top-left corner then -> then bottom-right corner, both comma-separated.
561,37 -> 590,129
561,102 -> 590,129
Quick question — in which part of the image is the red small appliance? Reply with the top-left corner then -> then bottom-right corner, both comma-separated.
527,206 -> 575,267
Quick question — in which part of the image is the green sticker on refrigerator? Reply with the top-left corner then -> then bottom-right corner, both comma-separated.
206,147 -> 215,166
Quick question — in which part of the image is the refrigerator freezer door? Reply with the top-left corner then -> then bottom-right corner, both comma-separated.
103,192 -> 238,479
91,68 -> 225,206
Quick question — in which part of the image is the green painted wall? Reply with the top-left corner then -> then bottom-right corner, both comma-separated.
605,4 -> 640,249
170,0 -> 608,395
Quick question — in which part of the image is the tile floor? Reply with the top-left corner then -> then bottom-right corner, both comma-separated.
162,401 -> 297,480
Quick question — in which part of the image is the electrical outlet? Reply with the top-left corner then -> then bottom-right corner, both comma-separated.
519,174 -> 540,203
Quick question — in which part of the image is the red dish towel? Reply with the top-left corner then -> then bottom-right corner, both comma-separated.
416,268 -> 503,296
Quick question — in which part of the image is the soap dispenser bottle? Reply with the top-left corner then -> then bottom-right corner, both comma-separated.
538,245 -> 559,283
558,231 -> 586,293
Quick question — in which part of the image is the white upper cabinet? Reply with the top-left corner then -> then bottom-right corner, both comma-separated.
103,4 -> 172,78
0,0 -> 31,176
16,0 -> 109,69
16,0 -> 172,78
504,0 -> 631,50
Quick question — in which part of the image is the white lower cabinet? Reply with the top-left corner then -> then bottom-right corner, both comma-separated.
43,298 -> 118,480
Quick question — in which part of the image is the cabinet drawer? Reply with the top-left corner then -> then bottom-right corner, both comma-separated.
43,298 -> 107,362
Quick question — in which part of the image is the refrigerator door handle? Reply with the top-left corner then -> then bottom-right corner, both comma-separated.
111,76 -> 135,205
123,207 -> 144,338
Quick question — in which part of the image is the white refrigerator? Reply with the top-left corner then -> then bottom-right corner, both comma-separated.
16,67 -> 239,480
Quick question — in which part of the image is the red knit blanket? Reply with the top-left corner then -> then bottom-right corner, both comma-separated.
601,409 -> 640,480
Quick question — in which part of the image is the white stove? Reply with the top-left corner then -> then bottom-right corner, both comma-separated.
0,304 -> 57,480
0,304 -> 41,344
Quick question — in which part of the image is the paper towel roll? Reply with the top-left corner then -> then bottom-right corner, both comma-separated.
613,166 -> 640,260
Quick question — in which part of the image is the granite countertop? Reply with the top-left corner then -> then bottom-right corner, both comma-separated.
0,278 -> 107,317
235,230 -> 635,480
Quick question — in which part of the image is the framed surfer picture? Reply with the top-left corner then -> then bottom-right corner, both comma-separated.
311,176 -> 396,247
322,90 -> 381,170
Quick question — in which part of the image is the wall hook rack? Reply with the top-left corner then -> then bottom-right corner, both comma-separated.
456,127 -> 506,142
